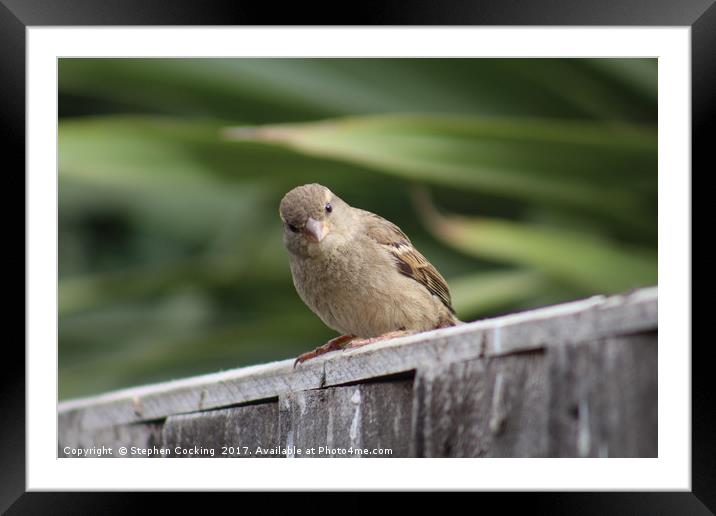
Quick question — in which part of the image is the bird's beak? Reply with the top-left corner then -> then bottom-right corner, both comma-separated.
304,217 -> 328,242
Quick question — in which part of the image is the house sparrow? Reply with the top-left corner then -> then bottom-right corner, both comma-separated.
280,183 -> 459,366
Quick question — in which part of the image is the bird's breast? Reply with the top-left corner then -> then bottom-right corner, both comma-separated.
288,243 -> 445,337
289,246 -> 370,316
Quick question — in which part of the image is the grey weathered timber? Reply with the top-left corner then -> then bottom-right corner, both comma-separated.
413,333 -> 657,457
163,402 -> 280,458
413,353 -> 550,457
545,333 -> 658,457
58,287 -> 658,458
58,413 -> 163,458
279,379 -> 414,457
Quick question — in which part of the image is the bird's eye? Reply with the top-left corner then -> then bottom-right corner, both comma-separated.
287,223 -> 299,233
325,203 -> 332,213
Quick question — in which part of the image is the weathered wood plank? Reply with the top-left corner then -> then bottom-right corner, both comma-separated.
413,332 -> 656,457
58,410 -> 163,458
413,353 -> 549,457
546,333 -> 657,457
58,288 -> 657,431
162,402 -> 280,458
279,379 -> 414,458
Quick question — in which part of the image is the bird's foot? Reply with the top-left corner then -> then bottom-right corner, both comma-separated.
294,334 -> 356,368
344,330 -> 414,350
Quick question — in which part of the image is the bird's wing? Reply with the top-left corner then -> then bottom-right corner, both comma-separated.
359,209 -> 455,314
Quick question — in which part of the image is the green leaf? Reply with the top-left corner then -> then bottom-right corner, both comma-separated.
224,114 -> 656,228
60,59 -> 655,123
421,201 -> 656,293
450,269 -> 549,318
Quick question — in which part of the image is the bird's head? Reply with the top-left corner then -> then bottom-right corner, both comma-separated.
279,183 -> 350,257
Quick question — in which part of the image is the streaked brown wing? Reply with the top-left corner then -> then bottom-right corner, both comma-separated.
360,210 -> 455,314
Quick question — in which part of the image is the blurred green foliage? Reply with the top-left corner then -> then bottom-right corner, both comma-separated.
59,58 -> 657,399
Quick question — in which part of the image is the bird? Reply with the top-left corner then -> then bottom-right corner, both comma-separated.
279,183 -> 459,366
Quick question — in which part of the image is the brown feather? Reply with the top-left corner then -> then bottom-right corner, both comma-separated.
358,209 -> 456,315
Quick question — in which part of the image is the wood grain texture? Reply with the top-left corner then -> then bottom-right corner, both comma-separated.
58,288 -> 657,431
162,402 -> 279,458
57,288 -> 658,458
413,353 -> 550,457
413,332 -> 656,457
545,333 -> 657,457
279,379 -> 414,457
58,410 -> 163,458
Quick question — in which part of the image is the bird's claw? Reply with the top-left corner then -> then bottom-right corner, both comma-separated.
293,351 -> 316,368
293,334 -> 356,368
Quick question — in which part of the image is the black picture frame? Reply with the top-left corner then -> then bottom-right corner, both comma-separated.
5,0 -> 709,512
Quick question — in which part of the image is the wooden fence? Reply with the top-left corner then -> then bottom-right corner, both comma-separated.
58,287 -> 657,458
